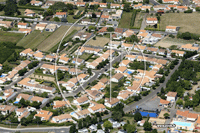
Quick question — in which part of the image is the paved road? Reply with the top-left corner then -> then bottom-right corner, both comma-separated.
182,0 -> 190,5
123,59 -> 182,113
149,0 -> 160,5
0,126 -> 70,133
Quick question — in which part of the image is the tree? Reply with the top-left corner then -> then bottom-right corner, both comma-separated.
124,124 -> 136,133
92,13 -> 96,18
97,124 -> 102,129
78,120 -> 82,129
124,3 -> 131,12
103,121 -> 112,129
112,111 -> 123,121
4,0 -> 18,16
164,113 -> 170,119
54,17 -> 60,22
107,27 -> 114,32
143,121 -> 152,131
21,117 -> 28,126
152,129 -> 158,133
70,124 -> 77,133
134,112 -> 142,122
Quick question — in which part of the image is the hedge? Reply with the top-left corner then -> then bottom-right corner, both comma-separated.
18,5 -> 44,11
130,9 -> 137,27
144,28 -> 165,31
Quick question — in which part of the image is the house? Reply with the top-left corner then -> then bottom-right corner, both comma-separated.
177,6 -> 188,11
115,66 -> 127,73
30,0 -> 42,6
125,55 -> 137,61
146,47 -> 159,54
18,22 -> 28,29
24,9 -> 35,17
165,26 -> 179,33
33,50 -> 45,60
70,109 -> 91,119
86,90 -> 104,101
162,0 -> 179,4
180,44 -> 199,51
146,18 -> 158,25
0,21 -> 13,28
34,110 -> 53,121
73,32 -> 92,41
42,1 -> 55,8
72,58 -> 84,66
141,6 -> 151,11
121,43 -> 133,50
18,28 -> 32,34
123,29 -> 134,37
53,100 -> 70,109
76,2 -> 86,7
97,27 -> 107,35
73,96 -> 90,105
0,105 -> 17,116
88,104 -> 106,113
59,54 -> 70,64
51,114 -> 73,123
45,24 -> 57,32
20,48 -> 33,57
104,98 -> 120,108
111,4 -> 120,9
91,82 -> 106,91
108,41 -> 121,48
35,23 -> 47,31
41,64 -> 56,74
99,3 -> 107,7
127,85 -> 141,94
159,99 -> 170,107
119,60 -> 131,67
2,89 -> 17,101
171,50 -> 185,57
53,12 -> 67,18
99,78 -> 109,85
176,110 -> 198,122
111,73 -> 124,82
86,12 -> 101,18
45,54 -> 56,62
117,90 -> 133,100
133,45 -> 147,52
166,92 -> 177,102
81,19 -> 92,24
100,15 -> 110,21
16,108 -> 30,121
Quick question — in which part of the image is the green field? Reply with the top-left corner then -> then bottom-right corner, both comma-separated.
160,12 -> 200,34
0,30 -> 24,43
118,11 -> 133,28
17,30 -> 52,49
134,12 -> 145,28
37,26 -> 81,51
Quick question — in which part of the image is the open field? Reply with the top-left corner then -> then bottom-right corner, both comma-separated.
37,26 -> 81,51
134,12 -> 145,28
118,11 -> 133,28
160,12 -> 200,34
17,30 -> 52,49
155,36 -> 195,48
86,37 -> 109,47
0,30 -> 24,43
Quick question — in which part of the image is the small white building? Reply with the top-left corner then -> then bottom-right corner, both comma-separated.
166,91 -> 177,102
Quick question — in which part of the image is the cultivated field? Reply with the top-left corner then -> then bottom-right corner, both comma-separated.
155,36 -> 195,48
17,30 -> 52,49
86,37 -> 109,47
0,31 -> 24,43
134,12 -> 145,28
37,26 -> 81,51
160,13 -> 200,34
118,11 -> 133,28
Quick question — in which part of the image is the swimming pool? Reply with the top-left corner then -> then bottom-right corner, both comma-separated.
70,112 -> 75,115
14,101 -> 19,104
126,81 -> 131,84
0,75 -> 5,78
149,65 -> 154,68
173,121 -> 192,127
127,71 -> 132,74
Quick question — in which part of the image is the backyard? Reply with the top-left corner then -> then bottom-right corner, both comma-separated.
118,11 -> 133,28
86,37 -> 109,47
155,36 -> 196,48
160,12 -> 200,34
134,12 -> 145,28
0,30 -> 24,43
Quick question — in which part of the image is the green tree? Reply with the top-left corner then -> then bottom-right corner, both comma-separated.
103,121 -> 112,129
70,124 -> 77,133
134,112 -> 142,122
164,113 -> 170,119
112,111 -> 123,122
97,124 -> 102,129
124,124 -> 136,133
21,117 -> 28,126
54,17 -> 60,22
107,27 -> 114,32
143,121 -> 152,131
152,129 -> 158,133
78,120 -> 82,129
4,0 -> 18,16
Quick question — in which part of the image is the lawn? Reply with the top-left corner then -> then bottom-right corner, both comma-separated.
86,37 -> 109,47
155,36 -> 195,48
0,30 -> 24,43
134,12 -> 145,28
79,53 -> 92,60
17,30 -> 52,49
38,26 -> 81,51
118,11 -> 133,28
160,12 -> 200,34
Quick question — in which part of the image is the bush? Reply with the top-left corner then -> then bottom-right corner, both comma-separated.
130,9 -> 137,27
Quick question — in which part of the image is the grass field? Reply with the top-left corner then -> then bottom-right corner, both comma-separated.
17,30 -> 52,49
134,12 -> 145,28
118,11 -> 133,28
155,36 -> 195,48
86,37 -> 109,47
160,12 -> 200,34
37,26 -> 81,51
79,53 -> 92,60
0,30 -> 24,43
